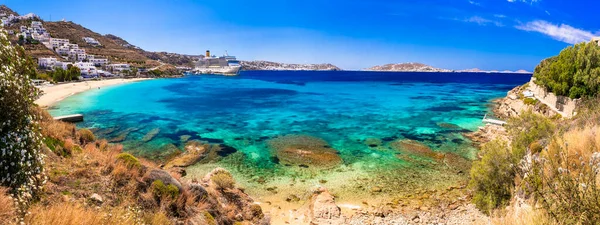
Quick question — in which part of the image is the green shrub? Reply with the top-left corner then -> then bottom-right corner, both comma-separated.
533,42 -> 600,98
507,110 -> 556,159
77,128 -> 96,144
469,140 -> 515,214
523,98 -> 538,105
0,29 -> 46,208
151,180 -> 179,201
116,153 -> 141,169
211,170 -> 235,190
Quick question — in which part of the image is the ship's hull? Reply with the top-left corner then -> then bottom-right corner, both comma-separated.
192,66 -> 241,76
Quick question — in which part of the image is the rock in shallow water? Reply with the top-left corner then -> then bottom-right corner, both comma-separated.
142,128 -> 160,142
268,135 -> 342,169
391,139 -> 444,160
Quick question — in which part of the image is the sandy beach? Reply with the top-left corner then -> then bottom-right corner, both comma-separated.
35,78 -> 151,108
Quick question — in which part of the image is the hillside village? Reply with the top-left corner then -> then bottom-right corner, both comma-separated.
0,5 -> 200,80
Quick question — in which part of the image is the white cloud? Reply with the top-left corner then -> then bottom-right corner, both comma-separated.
468,1 -> 481,6
494,14 -> 507,18
465,16 -> 504,27
516,20 -> 595,44
507,0 -> 540,4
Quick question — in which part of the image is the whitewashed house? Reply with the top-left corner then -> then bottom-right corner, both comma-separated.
75,62 -> 98,76
67,43 -> 79,49
107,64 -> 131,73
56,46 -> 71,55
83,37 -> 100,45
31,21 -> 42,28
68,48 -> 87,61
38,57 -> 58,69
50,38 -> 70,47
89,58 -> 109,66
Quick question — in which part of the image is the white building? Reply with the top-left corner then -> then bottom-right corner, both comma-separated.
593,37 -> 600,46
38,57 -> 58,68
31,21 -> 42,28
67,43 -> 79,49
89,58 -> 109,66
50,38 -> 70,47
68,49 -> 86,61
83,37 -> 100,45
75,62 -> 98,76
54,61 -> 70,70
107,64 -> 130,73
56,46 -> 71,55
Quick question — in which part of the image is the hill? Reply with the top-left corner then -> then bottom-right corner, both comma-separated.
240,60 -> 341,71
42,21 -> 158,67
0,5 -> 18,16
366,62 -> 451,72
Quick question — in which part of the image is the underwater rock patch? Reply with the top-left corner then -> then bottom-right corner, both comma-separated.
437,122 -> 462,130
391,139 -> 444,160
364,138 -> 383,147
443,153 -> 472,174
268,135 -> 342,169
142,128 -> 160,142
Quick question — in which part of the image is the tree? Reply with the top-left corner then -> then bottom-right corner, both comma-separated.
534,42 -> 600,98
131,67 -> 138,77
50,68 -> 67,82
17,35 -> 24,45
67,65 -> 80,81
0,29 -> 45,208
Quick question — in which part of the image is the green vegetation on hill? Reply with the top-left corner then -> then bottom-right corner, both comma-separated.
533,42 -> 600,98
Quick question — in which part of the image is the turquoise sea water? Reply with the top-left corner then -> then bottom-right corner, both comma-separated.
49,71 -> 530,202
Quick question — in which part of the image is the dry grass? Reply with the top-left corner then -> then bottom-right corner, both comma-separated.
41,119 -> 77,141
488,206 -> 555,225
25,203 -> 136,225
0,187 -> 16,223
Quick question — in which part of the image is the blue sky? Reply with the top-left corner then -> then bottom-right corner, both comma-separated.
4,0 -> 599,70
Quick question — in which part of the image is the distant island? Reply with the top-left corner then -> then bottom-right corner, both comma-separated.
366,62 -> 531,74
240,60 -> 341,71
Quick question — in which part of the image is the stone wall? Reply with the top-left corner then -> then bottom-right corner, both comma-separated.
527,77 -> 580,118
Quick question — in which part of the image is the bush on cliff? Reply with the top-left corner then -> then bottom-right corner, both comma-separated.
0,29 -> 45,208
469,140 -> 515,214
523,126 -> 600,224
533,42 -> 600,98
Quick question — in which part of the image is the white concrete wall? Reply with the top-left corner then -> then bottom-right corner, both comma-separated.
528,77 -> 580,118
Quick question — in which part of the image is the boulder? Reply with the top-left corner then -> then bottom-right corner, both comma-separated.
268,135 -> 342,169
89,193 -> 103,204
309,187 -> 345,225
143,169 -> 182,191
165,141 -> 209,168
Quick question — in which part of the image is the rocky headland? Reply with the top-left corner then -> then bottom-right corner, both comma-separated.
366,63 -> 452,72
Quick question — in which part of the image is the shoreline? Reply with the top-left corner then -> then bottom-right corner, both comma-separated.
34,78 -> 152,108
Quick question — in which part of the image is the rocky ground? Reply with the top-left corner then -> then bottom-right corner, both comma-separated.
493,83 -> 558,119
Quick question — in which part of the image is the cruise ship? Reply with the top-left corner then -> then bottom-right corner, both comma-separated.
192,50 -> 241,76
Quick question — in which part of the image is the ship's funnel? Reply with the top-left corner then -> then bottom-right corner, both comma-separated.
206,50 -> 210,58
